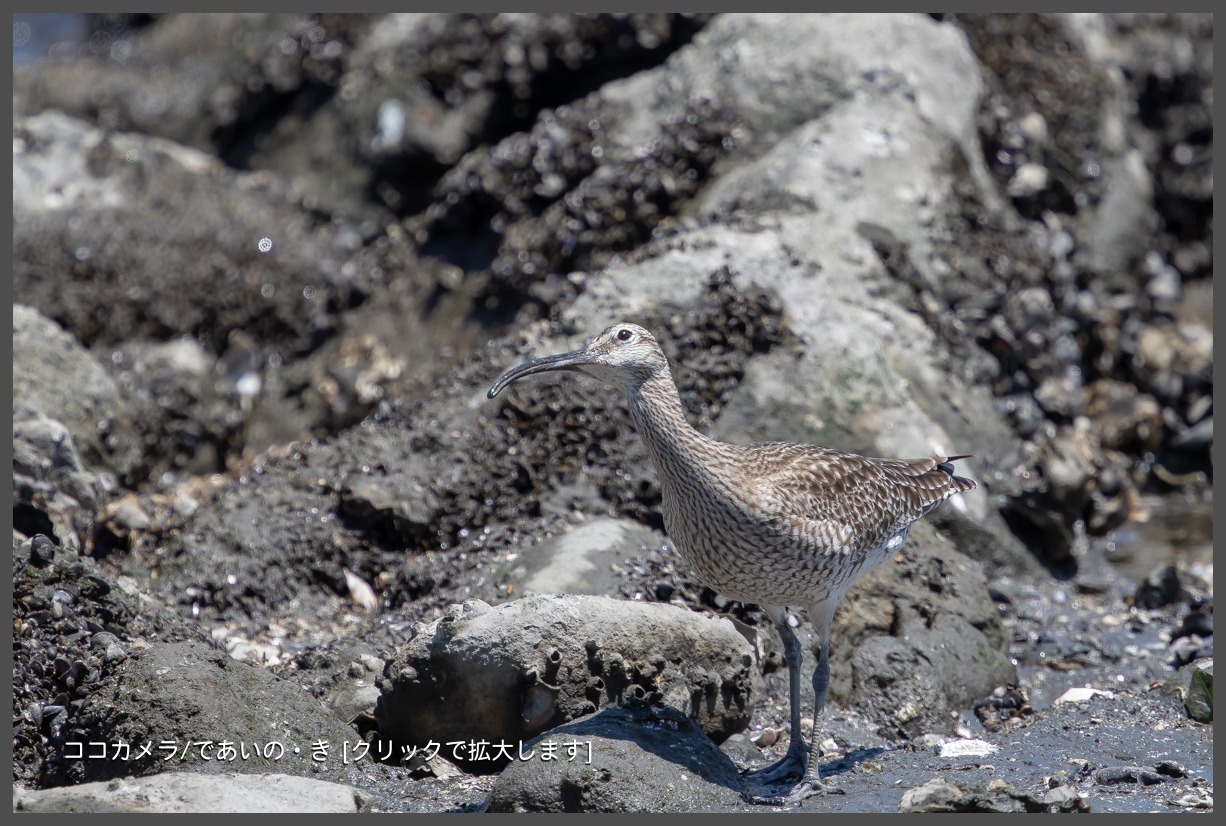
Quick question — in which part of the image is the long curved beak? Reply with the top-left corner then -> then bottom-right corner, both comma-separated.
487,348 -> 595,398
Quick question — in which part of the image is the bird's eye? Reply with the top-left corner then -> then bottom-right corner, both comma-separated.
616,329 -> 632,342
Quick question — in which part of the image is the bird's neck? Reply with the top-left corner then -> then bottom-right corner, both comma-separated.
625,369 -> 728,488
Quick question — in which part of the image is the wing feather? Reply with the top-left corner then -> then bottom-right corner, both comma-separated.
748,445 -> 975,552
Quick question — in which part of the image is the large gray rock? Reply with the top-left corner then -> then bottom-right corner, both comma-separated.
41,641 -> 365,787
12,772 -> 365,813
485,703 -> 747,812
375,595 -> 755,769
500,518 -> 666,596
490,13 -> 1037,576
830,525 -> 1016,737
121,13 -> 1026,639
13,304 -> 139,480
13,411 -> 101,547
600,14 -> 985,172
11,109 -> 445,429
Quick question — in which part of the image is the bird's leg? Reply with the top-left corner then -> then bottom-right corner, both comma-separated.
778,635 -> 839,805
743,605 -> 808,790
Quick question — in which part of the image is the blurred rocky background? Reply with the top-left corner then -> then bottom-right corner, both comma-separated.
12,13 -> 1212,813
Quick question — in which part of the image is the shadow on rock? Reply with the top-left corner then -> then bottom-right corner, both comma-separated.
485,703 -> 747,813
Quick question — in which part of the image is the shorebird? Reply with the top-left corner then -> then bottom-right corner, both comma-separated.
487,322 -> 975,805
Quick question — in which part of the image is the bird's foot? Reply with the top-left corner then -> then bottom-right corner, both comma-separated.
743,775 -> 842,807
741,752 -> 833,806
741,751 -> 805,787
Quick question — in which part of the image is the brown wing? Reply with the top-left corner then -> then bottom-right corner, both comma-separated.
750,445 -> 975,552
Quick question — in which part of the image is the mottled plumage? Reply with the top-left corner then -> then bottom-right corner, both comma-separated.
488,322 -> 975,805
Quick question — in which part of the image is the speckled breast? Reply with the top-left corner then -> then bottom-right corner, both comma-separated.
658,477 -> 882,608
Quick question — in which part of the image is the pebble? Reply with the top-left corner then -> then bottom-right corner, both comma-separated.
1054,687 -> 1115,705
936,739 -> 998,759
752,727 -> 779,748
1042,785 -> 1087,811
1007,163 -> 1049,198
1154,760 -> 1187,778
1094,766 -> 1167,786
30,535 -> 57,566
1169,792 -> 1213,809
1018,111 -> 1049,145
1185,660 -> 1212,723
343,569 -> 379,613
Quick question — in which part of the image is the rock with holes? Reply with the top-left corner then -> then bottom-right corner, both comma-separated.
829,528 -> 1016,739
374,595 -> 754,771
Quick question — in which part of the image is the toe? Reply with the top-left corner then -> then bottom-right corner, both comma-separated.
782,777 -> 835,805
743,776 -> 837,807
743,790 -> 788,806
741,753 -> 806,786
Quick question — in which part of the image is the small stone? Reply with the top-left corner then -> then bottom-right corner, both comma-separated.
937,739 -> 998,758
1034,374 -> 1085,418
30,535 -> 58,566
1185,660 -> 1212,723
89,632 -> 120,651
752,727 -> 778,748
718,733 -> 761,765
915,733 -> 949,751
106,494 -> 151,532
1134,564 -> 1185,610
1094,766 -> 1167,786
1018,112 -> 1049,146
1154,760 -> 1187,778
1169,792 -> 1213,809
1007,163 -> 1049,198
358,654 -> 385,674
1042,785 -> 1089,813
1054,687 -> 1115,705
1170,636 -> 1207,669
343,570 -> 379,614
899,778 -> 959,812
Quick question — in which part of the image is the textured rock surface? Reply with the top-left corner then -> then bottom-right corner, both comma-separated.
376,595 -> 754,768
12,772 -> 366,813
13,304 -> 139,481
830,528 -> 1016,737
40,641 -> 367,788
1185,659 -> 1212,723
499,518 -> 666,596
10,11 -> 1212,813
897,777 -> 1088,814
485,703 -> 747,812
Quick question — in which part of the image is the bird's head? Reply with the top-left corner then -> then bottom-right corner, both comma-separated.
487,322 -> 668,398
